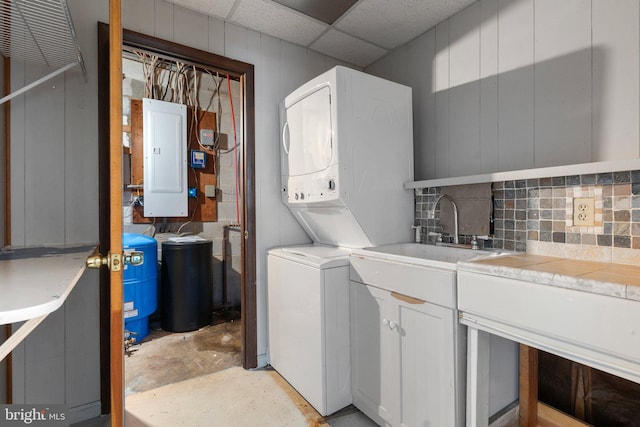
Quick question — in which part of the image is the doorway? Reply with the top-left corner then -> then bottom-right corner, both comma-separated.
97,24 -> 256,413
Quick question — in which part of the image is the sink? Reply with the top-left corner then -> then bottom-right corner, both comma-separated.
349,243 -> 512,305
353,243 -> 508,270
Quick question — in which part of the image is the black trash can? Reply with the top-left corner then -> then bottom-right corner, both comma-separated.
160,239 -> 213,332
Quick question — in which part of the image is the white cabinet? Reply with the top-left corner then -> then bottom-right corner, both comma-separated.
349,249 -> 466,427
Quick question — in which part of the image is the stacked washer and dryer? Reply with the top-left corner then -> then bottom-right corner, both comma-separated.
267,66 -> 414,416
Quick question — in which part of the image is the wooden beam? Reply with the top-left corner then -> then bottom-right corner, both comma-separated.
571,363 -> 592,422
97,21 -> 111,417
109,0 -> 124,426
520,344 -> 539,427
0,316 -> 47,362
537,402 -> 591,427
240,69 -> 257,369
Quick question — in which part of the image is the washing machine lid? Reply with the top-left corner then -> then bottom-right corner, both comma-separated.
269,245 -> 351,269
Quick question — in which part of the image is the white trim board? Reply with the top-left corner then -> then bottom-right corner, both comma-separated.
405,158 -> 640,189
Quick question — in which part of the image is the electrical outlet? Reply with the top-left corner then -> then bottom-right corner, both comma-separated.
573,197 -> 595,226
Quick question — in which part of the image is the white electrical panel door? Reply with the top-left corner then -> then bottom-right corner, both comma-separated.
143,98 -> 188,217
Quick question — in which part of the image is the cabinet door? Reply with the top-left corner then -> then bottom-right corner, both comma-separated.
351,282 -> 458,427
395,295 -> 457,427
350,281 -> 394,426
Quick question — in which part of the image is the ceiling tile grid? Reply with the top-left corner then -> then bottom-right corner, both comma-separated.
166,0 -> 237,19
230,0 -> 328,46
165,0 -> 478,67
335,0 -> 477,50
311,29 -> 388,67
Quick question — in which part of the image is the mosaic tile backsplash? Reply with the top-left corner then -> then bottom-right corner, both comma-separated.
415,170 -> 640,254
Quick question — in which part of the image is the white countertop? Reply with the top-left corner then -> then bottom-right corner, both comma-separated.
0,245 -> 96,325
458,253 -> 640,302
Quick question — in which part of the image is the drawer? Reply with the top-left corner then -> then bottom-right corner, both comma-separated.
350,255 -> 456,308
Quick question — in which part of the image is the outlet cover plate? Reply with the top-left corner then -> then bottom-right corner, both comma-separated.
573,197 -> 595,226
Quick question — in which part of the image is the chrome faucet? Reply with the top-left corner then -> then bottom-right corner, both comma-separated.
429,194 -> 459,245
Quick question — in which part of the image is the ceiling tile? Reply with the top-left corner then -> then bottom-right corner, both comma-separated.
272,0 -> 359,24
167,0 -> 237,19
336,0 -> 477,49
311,29 -> 388,67
230,0 -> 328,46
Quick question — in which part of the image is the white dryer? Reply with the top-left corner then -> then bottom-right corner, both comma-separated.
279,65 -> 414,248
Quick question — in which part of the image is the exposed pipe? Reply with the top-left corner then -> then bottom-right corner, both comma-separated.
222,223 -> 241,309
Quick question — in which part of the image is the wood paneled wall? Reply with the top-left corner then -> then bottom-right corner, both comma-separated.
366,0 -> 640,181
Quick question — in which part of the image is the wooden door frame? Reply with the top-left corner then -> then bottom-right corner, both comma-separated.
97,23 -> 257,414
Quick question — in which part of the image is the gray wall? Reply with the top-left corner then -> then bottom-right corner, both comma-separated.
8,0 -> 107,421
366,0 -> 640,181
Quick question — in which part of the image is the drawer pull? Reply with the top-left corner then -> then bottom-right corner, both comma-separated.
391,291 -> 425,305
382,318 -> 398,330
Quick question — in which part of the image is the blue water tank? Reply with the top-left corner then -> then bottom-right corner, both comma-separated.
123,233 -> 158,342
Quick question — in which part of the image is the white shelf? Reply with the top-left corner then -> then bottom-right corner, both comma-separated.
0,245 -> 95,361
0,0 -> 87,105
405,158 -> 640,189
0,245 -> 95,324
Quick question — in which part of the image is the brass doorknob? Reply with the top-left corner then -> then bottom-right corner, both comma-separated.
86,253 -> 109,269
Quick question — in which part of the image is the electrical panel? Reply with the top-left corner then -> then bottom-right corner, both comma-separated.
143,98 -> 188,217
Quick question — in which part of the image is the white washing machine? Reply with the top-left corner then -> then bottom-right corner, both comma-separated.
267,245 -> 352,416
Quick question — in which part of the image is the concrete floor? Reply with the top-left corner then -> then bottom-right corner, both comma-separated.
74,319 -> 518,427
74,314 -> 376,427
72,313 -> 518,427
125,366 -> 377,426
125,314 -> 242,395
89,312 -> 376,427
73,368 -> 376,427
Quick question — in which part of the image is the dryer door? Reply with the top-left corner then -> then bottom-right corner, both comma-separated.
283,85 -> 333,177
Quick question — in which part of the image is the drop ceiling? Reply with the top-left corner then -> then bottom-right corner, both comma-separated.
166,0 -> 477,67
